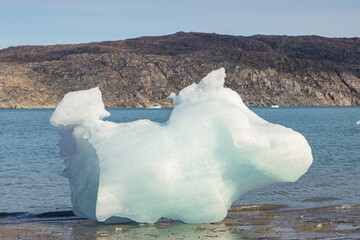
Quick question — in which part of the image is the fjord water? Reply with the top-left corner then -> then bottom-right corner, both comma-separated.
0,107 -> 359,220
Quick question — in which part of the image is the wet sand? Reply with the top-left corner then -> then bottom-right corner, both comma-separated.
1,205 -> 359,239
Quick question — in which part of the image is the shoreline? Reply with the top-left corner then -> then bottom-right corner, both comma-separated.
1,205 -> 359,239
0,105 -> 359,111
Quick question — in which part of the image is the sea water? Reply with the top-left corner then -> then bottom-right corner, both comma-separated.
0,106 -> 359,221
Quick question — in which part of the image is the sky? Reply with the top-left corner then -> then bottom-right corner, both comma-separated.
1,0 -> 359,50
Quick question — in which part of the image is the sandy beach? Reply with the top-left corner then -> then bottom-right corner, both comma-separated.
1,205 -> 359,239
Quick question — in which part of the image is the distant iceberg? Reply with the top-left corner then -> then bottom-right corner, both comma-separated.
271,105 -> 279,108
50,68 -> 313,224
357,121 -> 360,125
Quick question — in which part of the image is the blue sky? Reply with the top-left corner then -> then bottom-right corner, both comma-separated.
1,0 -> 359,50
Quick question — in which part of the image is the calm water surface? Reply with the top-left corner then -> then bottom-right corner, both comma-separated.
0,107 -> 359,219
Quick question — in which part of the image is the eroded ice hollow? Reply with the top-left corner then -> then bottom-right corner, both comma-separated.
50,68 -> 313,224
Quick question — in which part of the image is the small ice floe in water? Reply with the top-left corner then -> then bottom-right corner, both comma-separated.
271,105 -> 279,108
147,105 -> 161,109
50,68 -> 313,224
357,120 -> 360,125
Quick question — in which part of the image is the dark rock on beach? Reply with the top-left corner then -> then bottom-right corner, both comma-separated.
0,32 -> 359,108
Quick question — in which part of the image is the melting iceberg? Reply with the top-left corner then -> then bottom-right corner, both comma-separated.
50,68 -> 313,224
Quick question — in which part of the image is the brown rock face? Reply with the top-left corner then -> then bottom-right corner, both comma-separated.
0,32 -> 359,108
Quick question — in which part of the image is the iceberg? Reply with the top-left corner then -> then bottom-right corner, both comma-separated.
50,68 -> 313,224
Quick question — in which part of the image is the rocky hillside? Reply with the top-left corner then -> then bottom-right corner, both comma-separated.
0,32 -> 359,108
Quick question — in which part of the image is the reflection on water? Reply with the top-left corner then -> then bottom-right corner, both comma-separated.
72,221 -> 244,240
68,205 -> 360,239
1,205 -> 359,239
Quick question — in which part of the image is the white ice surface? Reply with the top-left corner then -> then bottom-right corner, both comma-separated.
50,68 -> 313,223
